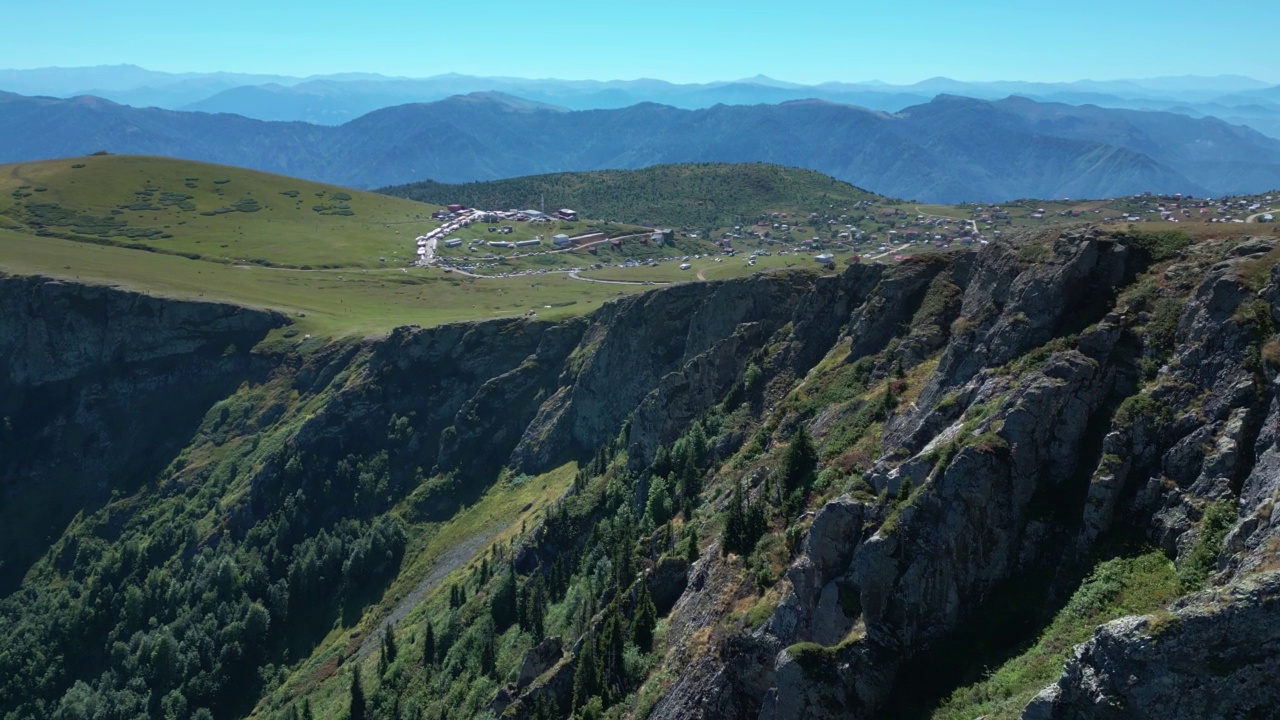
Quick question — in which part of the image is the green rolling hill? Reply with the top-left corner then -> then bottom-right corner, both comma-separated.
0,153 -> 443,269
380,163 -> 882,230
0,156 -> 668,337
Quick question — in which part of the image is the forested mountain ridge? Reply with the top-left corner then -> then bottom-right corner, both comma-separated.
4,221 -> 1280,719
380,163 -> 880,229
4,90 -> 1280,202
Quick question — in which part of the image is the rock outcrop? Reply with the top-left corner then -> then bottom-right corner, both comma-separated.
1022,571 -> 1280,720
649,229 -> 1280,720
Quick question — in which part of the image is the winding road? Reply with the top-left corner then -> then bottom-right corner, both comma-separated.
567,271 -> 669,286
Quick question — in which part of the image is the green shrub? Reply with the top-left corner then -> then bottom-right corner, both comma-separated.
932,551 -> 1179,720
1123,229 -> 1192,260
1177,500 -> 1236,590
1114,392 -> 1171,431
786,642 -> 838,682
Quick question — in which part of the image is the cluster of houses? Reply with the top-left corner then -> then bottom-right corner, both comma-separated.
462,208 -> 579,224
431,205 -> 578,224
953,192 -> 1278,228
1095,193 -> 1277,224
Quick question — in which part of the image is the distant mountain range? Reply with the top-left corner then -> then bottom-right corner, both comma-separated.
3,89 -> 1280,203
2,65 -> 1279,138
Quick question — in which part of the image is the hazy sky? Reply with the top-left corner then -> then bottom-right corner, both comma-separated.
4,0 -> 1277,84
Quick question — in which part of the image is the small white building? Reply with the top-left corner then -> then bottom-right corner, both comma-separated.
552,234 -> 572,247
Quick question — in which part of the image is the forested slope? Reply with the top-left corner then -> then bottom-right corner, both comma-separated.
3,224 -> 1280,720
380,163 -> 880,229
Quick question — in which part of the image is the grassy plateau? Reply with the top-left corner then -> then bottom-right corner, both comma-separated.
0,156 -> 669,337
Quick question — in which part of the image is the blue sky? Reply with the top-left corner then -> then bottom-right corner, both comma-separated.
4,0 -> 1277,84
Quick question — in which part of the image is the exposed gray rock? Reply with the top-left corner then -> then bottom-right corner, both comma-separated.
0,274 -> 286,387
1021,571 -> 1280,720
516,636 -> 562,690
805,496 -> 866,578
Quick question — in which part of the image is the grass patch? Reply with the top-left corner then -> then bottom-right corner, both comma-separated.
0,226 -> 652,338
0,155 -> 444,269
931,551 -> 1180,720
1120,229 -> 1192,261
786,642 -> 839,682
1176,500 -> 1236,591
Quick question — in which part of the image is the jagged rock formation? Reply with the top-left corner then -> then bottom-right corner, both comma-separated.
4,226 -> 1280,720
647,229 -> 1280,720
1022,571 -> 1280,720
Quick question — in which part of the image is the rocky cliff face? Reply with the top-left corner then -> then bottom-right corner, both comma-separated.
1022,571 -> 1280,720
0,274 -> 286,591
4,226 -> 1279,720
644,229 -> 1280,720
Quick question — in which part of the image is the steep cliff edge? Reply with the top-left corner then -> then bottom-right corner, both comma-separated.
1022,570 -> 1280,720
647,229 -> 1280,720
3,227 -> 1279,720
0,274 -> 287,592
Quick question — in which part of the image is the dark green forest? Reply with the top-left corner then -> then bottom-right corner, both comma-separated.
379,163 -> 879,230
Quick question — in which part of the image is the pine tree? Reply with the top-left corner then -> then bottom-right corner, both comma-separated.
490,570 -> 518,631
782,425 -> 818,494
532,695 -> 559,720
600,607 -> 626,699
724,481 -> 747,556
571,633 -> 599,710
896,478 -> 913,507
529,576 -> 547,642
880,386 -> 896,419
479,633 -> 496,677
632,582 -> 658,652
349,669 -> 366,720
301,699 -> 314,720
686,525 -> 700,562
689,420 -> 709,466
746,495 -> 767,547
422,621 -> 436,668
678,451 -> 700,502
379,622 -> 397,675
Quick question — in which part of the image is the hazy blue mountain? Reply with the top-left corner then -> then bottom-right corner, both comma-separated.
0,91 -> 330,179
4,66 -> 1278,138
180,77 -> 930,124
0,64 -> 301,98
991,95 -> 1280,193
6,89 -> 1280,202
